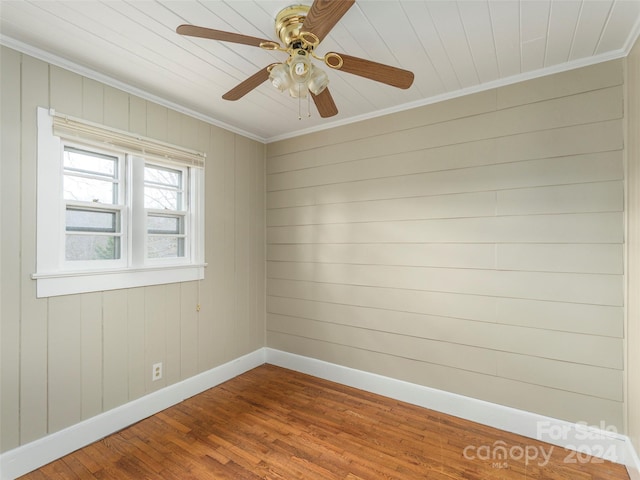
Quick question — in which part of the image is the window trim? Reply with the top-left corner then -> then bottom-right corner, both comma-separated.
142,160 -> 189,263
34,107 -> 206,298
62,143 -> 127,268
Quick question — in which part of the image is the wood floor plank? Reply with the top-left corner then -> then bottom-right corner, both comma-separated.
18,364 -> 629,479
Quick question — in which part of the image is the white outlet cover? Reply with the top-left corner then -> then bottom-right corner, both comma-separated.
152,362 -> 162,381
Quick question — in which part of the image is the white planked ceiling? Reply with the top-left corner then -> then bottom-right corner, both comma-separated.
1,0 -> 639,142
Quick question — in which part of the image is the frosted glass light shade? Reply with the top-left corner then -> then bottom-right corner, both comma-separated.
269,63 -> 291,92
289,51 -> 311,84
308,66 -> 329,95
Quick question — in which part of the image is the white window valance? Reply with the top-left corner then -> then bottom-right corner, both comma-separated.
50,109 -> 206,168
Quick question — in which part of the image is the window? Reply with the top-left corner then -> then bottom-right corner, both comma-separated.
63,146 -> 125,264
34,107 -> 205,297
144,163 -> 187,259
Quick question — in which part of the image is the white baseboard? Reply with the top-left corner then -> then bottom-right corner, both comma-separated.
0,348 -> 266,480
3,347 -> 639,479
265,348 -> 640,475
626,437 -> 640,480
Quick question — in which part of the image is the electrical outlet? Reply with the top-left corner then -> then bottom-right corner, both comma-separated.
152,362 -> 163,382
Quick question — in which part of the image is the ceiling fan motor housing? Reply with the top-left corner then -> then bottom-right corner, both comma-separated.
275,5 -> 311,47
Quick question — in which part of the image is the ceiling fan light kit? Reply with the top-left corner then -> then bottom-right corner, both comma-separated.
176,0 -> 414,119
288,49 -> 314,85
268,63 -> 291,92
308,66 -> 330,95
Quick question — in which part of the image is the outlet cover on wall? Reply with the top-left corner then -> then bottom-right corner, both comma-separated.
152,362 -> 163,382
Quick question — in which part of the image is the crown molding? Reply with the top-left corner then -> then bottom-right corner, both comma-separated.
266,47 -> 630,143
623,14 -> 640,57
0,35 -> 267,144
2,30 -> 636,146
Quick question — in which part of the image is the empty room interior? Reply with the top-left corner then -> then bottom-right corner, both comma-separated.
2,0 -> 640,478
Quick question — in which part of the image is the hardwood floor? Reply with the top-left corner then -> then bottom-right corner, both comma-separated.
20,364 -> 628,479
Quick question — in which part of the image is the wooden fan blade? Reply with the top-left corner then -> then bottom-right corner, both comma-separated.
176,24 -> 272,48
311,88 -> 338,118
222,67 -> 271,101
329,52 -> 414,89
302,0 -> 355,43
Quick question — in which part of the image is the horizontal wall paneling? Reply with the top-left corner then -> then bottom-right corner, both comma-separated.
266,59 -> 625,430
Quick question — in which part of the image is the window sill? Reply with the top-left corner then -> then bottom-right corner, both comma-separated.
32,263 -> 206,298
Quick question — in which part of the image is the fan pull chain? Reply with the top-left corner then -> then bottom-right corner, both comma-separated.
307,92 -> 311,118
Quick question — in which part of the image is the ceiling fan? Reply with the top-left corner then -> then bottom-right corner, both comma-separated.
176,0 -> 414,118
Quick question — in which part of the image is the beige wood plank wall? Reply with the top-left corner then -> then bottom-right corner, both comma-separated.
626,37 -> 640,453
266,60 -> 626,430
0,47 -> 266,453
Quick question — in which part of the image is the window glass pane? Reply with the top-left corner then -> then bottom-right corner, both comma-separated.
64,147 -> 116,177
64,175 -> 116,203
144,164 -> 183,210
66,208 -> 117,232
145,165 -> 180,187
147,236 -> 185,258
144,186 -> 180,210
148,215 -> 182,234
66,235 -> 120,260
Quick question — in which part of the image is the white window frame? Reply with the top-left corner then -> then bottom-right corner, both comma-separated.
62,143 -> 128,270
34,107 -> 206,298
141,161 -> 190,265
